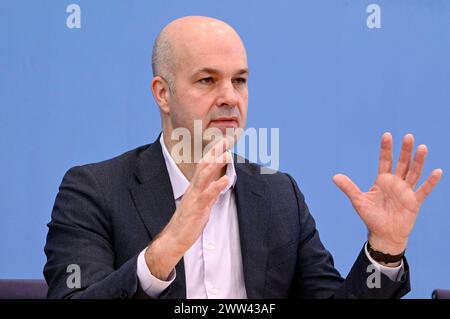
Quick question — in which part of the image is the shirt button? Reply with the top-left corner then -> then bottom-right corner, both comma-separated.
206,243 -> 215,251
211,288 -> 220,295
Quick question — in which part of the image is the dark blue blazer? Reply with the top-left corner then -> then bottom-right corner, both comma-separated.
44,136 -> 410,299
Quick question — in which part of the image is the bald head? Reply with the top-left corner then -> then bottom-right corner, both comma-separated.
151,16 -> 246,89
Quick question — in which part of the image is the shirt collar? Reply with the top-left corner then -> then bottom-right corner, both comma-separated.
160,134 -> 237,201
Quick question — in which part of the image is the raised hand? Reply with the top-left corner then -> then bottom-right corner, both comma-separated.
333,133 -> 442,256
145,138 -> 231,280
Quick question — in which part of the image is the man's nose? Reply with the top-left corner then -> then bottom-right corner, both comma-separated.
216,81 -> 239,107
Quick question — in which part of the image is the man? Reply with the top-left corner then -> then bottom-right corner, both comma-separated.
44,16 -> 442,299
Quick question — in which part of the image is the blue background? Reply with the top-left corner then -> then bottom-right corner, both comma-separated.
1,0 -> 449,298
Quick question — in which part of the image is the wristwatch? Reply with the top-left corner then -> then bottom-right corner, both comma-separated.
367,241 -> 405,264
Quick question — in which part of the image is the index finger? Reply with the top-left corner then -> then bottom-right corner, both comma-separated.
202,137 -> 229,164
191,138 -> 229,191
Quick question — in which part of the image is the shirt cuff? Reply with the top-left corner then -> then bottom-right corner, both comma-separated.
364,242 -> 405,281
137,247 -> 176,297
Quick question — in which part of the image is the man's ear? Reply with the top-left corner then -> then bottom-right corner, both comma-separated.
151,76 -> 171,113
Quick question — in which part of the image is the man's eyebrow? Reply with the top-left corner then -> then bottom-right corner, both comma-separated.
235,68 -> 249,76
192,67 -> 249,76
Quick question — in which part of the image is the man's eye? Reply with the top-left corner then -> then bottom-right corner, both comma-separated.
233,78 -> 247,85
198,77 -> 214,84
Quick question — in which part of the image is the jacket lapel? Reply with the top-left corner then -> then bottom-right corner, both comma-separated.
234,161 -> 271,299
129,138 -> 186,298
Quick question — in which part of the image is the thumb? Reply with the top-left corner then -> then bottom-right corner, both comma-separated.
332,174 -> 362,203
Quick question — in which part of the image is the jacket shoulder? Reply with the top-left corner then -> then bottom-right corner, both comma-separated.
234,154 -> 300,194
63,143 -> 151,188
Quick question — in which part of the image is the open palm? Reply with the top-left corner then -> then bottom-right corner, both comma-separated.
333,133 -> 442,254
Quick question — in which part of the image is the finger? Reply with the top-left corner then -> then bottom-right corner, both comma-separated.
394,134 -> 414,179
193,152 -> 228,191
405,144 -> 428,188
193,138 -> 227,177
332,174 -> 362,204
192,137 -> 230,191
203,138 -> 229,164
415,169 -> 443,204
378,132 -> 393,174
201,174 -> 229,208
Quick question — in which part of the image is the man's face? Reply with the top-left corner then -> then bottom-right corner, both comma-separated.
167,29 -> 248,147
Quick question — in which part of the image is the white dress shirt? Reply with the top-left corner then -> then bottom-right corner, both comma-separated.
136,135 -> 404,298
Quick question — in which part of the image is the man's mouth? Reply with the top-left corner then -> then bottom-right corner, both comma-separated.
209,117 -> 239,128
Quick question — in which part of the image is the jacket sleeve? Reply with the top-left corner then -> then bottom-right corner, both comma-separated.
43,166 -> 140,299
286,174 -> 411,299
